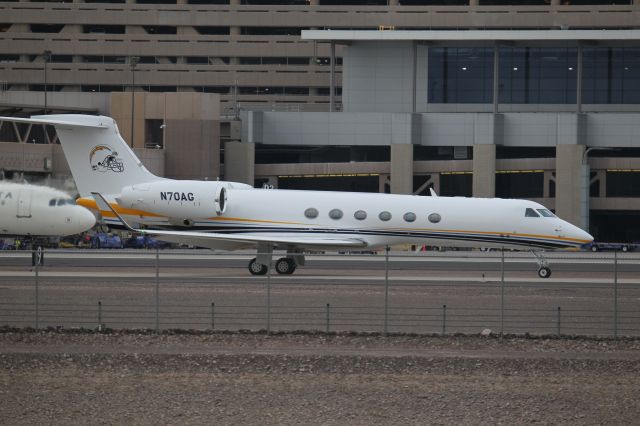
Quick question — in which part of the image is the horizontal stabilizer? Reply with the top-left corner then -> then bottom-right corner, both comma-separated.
0,115 -> 110,129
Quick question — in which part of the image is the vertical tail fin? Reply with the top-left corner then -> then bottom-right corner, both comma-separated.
30,115 -> 161,196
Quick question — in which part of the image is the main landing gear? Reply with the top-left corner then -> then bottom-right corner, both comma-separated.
531,250 -> 552,278
248,258 -> 268,275
248,257 -> 297,275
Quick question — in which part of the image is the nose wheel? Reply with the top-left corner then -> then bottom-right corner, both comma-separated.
537,266 -> 551,279
531,250 -> 552,279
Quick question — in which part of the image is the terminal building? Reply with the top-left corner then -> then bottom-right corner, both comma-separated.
1,1 -> 640,242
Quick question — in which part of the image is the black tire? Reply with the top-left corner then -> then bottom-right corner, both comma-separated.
275,258 -> 296,275
538,267 -> 551,279
591,245 -> 598,252
622,246 -> 629,252
248,258 -> 268,275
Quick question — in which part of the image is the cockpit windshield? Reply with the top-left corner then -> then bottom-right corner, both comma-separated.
525,208 -> 540,218
50,198 -> 76,206
536,208 -> 555,218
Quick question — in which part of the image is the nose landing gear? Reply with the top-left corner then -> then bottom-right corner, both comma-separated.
531,250 -> 552,279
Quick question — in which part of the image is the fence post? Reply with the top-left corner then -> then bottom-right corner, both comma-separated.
384,246 -> 389,335
155,248 -> 160,333
326,303 -> 330,333
500,247 -> 505,336
98,301 -> 102,330
614,250 -> 618,339
556,306 -> 561,336
35,258 -> 39,329
211,302 -> 216,330
442,304 -> 447,335
267,255 -> 272,334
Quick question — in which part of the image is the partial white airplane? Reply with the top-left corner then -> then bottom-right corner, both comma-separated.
0,115 -> 593,278
0,181 -> 96,237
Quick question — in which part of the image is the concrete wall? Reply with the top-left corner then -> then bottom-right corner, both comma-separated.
3,2 -> 638,108
0,91 -> 220,182
247,111 -> 419,146
247,111 -> 640,149
110,92 -> 221,180
343,42 -> 416,113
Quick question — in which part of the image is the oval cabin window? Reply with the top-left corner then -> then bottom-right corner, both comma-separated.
403,212 -> 416,223
304,208 -> 319,219
354,210 -> 367,220
428,213 -> 441,223
379,211 -> 392,221
329,209 -> 343,220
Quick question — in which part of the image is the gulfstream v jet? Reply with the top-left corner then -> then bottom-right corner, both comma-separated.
0,115 -> 593,277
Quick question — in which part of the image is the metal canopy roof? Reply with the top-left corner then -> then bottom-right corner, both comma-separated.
301,29 -> 640,42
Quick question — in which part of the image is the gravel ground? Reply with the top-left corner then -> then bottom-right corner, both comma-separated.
2,330 -> 640,425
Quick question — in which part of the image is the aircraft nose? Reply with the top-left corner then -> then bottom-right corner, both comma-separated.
564,221 -> 593,246
75,207 -> 96,233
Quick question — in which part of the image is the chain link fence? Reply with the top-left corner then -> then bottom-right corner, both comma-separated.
1,248 -> 638,337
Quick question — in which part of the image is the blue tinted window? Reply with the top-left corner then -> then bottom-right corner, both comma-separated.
583,47 -> 640,104
499,47 -> 577,104
428,47 -> 494,104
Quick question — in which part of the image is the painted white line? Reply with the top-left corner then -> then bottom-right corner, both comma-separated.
0,271 -> 637,284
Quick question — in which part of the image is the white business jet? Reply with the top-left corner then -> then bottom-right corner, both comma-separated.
0,115 -> 593,278
0,181 -> 96,237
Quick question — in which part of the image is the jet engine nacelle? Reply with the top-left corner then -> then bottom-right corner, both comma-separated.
117,180 -> 236,219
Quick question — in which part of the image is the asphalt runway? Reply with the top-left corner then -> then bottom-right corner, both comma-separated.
1,249 -> 639,336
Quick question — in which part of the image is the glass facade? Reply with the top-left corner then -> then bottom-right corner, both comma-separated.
498,47 -> 577,104
428,47 -> 494,103
583,48 -> 640,104
425,46 -> 640,105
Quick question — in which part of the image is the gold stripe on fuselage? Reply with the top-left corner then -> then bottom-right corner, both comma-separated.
79,197 -> 590,245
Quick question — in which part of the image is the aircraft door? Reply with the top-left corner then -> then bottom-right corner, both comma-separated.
16,191 -> 32,218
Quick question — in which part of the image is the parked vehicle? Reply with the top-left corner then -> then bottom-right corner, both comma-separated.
586,242 -> 638,252
0,240 -> 16,250
91,233 -> 123,249
123,235 -> 172,249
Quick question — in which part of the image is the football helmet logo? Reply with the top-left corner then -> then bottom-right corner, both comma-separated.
89,145 -> 124,173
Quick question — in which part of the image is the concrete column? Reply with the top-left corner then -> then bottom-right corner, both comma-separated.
472,144 -> 496,198
493,45 -> 499,113
224,141 -> 254,185
576,44 -> 583,113
411,41 -> 417,113
555,144 -> 585,228
330,42 -> 335,112
390,144 -> 413,194
597,170 -> 606,198
543,171 -> 554,198
177,27 -> 197,35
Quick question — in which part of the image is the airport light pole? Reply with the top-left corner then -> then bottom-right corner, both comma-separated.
43,50 -> 52,115
129,56 -> 140,146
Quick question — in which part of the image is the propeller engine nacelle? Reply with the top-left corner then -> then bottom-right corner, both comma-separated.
116,180 -> 237,220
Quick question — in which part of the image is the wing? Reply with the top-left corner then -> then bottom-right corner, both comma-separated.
92,193 -> 368,250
